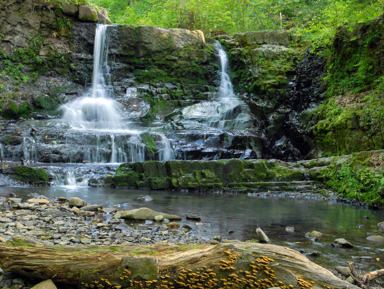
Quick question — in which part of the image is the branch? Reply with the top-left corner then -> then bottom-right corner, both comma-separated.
348,262 -> 384,289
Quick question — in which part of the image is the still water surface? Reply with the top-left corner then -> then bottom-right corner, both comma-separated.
2,185 -> 384,273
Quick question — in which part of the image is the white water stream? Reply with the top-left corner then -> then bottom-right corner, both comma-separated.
59,24 -> 174,166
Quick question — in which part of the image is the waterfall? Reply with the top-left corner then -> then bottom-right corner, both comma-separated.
216,41 -> 236,100
158,134 -> 175,161
61,24 -> 125,131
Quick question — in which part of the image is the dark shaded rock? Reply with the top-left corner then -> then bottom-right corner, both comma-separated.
186,214 -> 201,221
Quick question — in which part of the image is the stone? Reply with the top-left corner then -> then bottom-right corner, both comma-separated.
346,276 -> 355,284
332,238 -> 354,248
31,279 -> 57,289
377,221 -> 384,233
61,3 -> 78,16
81,205 -> 102,211
167,222 -> 179,229
97,8 -> 112,24
154,215 -> 164,222
335,266 -> 351,277
366,235 -> 384,243
68,197 -> 85,208
186,214 -> 201,221
0,236 -> 7,243
28,198 -> 50,205
285,226 -> 294,233
116,208 -> 181,221
256,227 -> 270,243
78,5 -> 98,22
306,230 -> 323,240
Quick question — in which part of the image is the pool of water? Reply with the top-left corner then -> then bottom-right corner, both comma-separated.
2,185 -> 384,274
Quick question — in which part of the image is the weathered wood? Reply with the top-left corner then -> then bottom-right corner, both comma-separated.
0,242 -> 359,289
348,262 -> 384,289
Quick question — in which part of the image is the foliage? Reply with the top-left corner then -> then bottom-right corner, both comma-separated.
323,154 -> 384,207
89,0 -> 384,41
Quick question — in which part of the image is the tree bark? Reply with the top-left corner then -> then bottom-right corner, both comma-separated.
0,242 -> 359,289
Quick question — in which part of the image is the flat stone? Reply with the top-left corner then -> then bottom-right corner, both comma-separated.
366,235 -> 384,243
28,198 -> 50,205
81,204 -> 102,211
116,208 -> 181,221
31,279 -> 57,289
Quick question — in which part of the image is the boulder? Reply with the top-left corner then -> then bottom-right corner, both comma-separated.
306,230 -> 323,240
115,207 -> 181,221
366,235 -> 384,243
78,5 -> 98,22
377,221 -> 384,233
332,238 -> 354,248
97,8 -> 112,24
256,227 -> 270,243
61,3 -> 78,16
68,197 -> 85,208
31,279 -> 57,289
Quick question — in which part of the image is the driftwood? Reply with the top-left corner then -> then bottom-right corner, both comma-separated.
348,262 -> 384,289
0,242 -> 359,289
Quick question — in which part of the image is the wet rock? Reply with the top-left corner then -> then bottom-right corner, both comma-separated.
366,235 -> 384,243
377,221 -> 384,233
154,215 -> 164,222
285,226 -> 294,233
167,222 -> 179,229
137,195 -> 153,202
256,227 -> 270,243
332,238 -> 354,248
68,197 -> 85,208
182,224 -> 192,231
116,208 -> 181,221
346,276 -> 355,284
186,214 -> 201,221
308,251 -> 322,257
306,230 -> 323,240
28,198 -> 50,205
81,205 -> 102,212
31,279 -> 57,289
335,266 -> 351,277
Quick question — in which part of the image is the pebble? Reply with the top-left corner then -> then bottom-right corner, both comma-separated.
0,194 -> 210,247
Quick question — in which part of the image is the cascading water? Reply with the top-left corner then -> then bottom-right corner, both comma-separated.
217,41 -> 236,100
58,24 -> 174,164
180,41 -> 253,130
61,25 -> 125,131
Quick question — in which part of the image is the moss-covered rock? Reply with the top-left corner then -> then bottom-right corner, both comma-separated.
3,165 -> 51,185
78,5 -> 98,22
112,159 -> 307,190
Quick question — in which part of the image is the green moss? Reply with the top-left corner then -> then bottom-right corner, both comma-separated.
141,134 -> 157,157
10,166 -> 51,185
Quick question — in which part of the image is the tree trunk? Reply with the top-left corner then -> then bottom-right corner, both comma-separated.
0,242 -> 359,289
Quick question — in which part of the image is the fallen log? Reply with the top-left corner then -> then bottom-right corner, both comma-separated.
349,262 -> 384,289
0,241 -> 358,289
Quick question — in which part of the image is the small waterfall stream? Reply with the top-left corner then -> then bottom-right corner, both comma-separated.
58,24 -> 174,166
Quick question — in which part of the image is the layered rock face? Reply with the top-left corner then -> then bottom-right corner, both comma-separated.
218,31 -> 325,160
